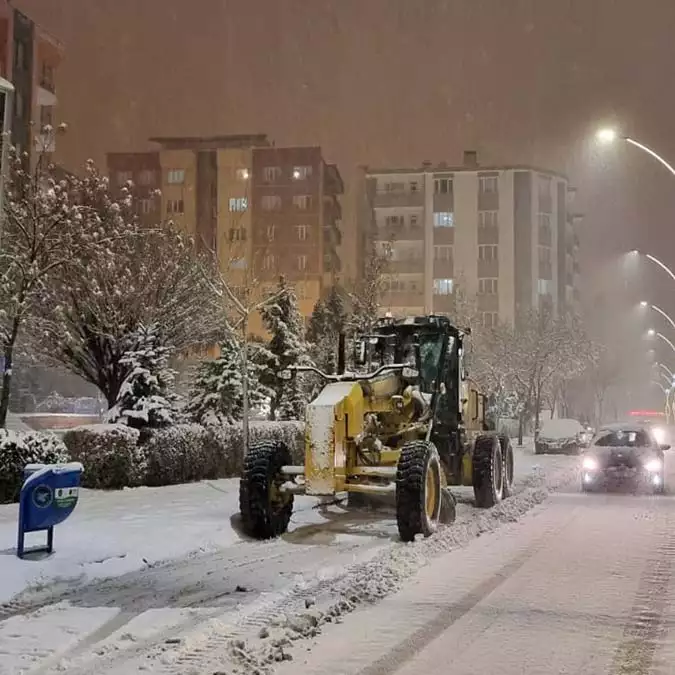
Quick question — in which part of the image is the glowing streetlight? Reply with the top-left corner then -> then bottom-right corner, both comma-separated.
648,328 -> 656,337
639,302 -> 675,331
596,128 -> 675,178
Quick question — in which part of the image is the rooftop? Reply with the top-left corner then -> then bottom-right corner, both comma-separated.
364,163 -> 568,181
148,134 -> 271,151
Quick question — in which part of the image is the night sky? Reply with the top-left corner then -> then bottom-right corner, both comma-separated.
19,0 -> 675,342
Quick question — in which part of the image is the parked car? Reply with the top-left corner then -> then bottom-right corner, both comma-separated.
535,418 -> 585,455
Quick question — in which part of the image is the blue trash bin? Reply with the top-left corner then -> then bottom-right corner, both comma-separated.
17,462 -> 84,559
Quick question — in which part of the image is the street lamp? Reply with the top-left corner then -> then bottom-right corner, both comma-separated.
649,330 -> 675,356
657,362 -> 674,379
639,301 -> 675,331
631,251 -> 675,285
596,128 -> 675,178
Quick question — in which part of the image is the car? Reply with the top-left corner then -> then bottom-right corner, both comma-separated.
535,418 -> 585,455
581,422 -> 670,494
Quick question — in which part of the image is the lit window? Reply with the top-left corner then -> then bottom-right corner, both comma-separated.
296,224 -> 308,241
433,278 -> 454,295
293,195 -> 312,210
478,245 -> 498,261
236,168 -> 250,180
263,254 -> 275,270
479,210 -> 498,228
433,212 -> 454,227
229,197 -> 248,212
262,195 -> 282,210
479,278 -> 498,295
167,169 -> 185,184
292,165 -> 312,180
479,176 -> 498,193
537,279 -> 553,295
434,245 -> 453,261
297,255 -> 307,271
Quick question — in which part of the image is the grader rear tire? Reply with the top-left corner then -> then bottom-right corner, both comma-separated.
501,437 -> 515,499
472,435 -> 504,508
239,441 -> 294,539
396,441 -> 442,542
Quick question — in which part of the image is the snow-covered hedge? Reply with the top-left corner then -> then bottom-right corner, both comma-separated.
0,429 -> 70,503
62,424 -> 144,490
61,421 -> 305,490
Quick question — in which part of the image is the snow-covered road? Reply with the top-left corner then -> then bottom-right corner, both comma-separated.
0,444 -> 577,674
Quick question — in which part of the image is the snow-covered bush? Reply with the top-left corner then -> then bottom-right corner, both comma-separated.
0,429 -> 70,503
62,424 -> 144,489
143,424 -> 219,486
106,323 -> 179,430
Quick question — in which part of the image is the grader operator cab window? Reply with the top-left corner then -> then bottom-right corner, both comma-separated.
419,334 -> 446,394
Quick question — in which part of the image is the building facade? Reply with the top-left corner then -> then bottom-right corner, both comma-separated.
357,152 -> 581,327
0,2 -> 63,160
106,135 -> 343,334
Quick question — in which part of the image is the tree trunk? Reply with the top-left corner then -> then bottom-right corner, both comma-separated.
0,316 -> 21,428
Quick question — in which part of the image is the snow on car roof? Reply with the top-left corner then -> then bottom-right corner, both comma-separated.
539,418 -> 583,438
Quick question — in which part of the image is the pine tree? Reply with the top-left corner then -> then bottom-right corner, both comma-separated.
106,323 -> 178,429
187,332 -> 271,426
307,284 -> 349,375
260,278 -> 314,420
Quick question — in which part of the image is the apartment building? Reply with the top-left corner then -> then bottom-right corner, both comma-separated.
357,151 -> 581,328
0,2 -> 63,159
106,135 -> 343,335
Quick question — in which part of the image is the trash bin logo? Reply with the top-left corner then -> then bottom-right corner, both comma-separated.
32,485 -> 53,509
55,487 -> 78,508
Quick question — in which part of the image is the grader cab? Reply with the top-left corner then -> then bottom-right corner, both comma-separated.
239,314 -> 514,542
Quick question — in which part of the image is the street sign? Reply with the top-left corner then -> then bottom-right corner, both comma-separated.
17,462 -> 83,559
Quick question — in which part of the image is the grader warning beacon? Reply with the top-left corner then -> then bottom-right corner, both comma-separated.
239,314 -> 515,542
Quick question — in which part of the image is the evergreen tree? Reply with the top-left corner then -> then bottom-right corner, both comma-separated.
106,323 -> 178,429
260,278 -> 314,420
186,333 -> 271,426
307,284 -> 349,375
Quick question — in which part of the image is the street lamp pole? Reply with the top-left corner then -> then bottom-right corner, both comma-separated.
597,129 -> 675,178
640,301 -> 675,331
658,362 -> 674,379
656,332 -> 675,355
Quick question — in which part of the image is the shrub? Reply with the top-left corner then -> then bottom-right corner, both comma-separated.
62,424 -> 143,489
0,429 -> 70,503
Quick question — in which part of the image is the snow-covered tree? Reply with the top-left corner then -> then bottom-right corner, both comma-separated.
260,277 -> 314,420
348,237 -> 389,336
187,333 -> 271,426
106,323 -> 178,429
35,161 -> 221,408
0,129 -> 84,427
307,284 -> 349,375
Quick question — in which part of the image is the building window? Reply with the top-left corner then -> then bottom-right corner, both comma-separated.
410,213 -> 421,228
138,169 -> 155,186
538,245 -> 551,264
229,227 -> 246,242
40,106 -> 53,128
538,175 -> 552,198
263,254 -> 276,270
434,245 -> 453,261
323,253 -> 333,271
229,197 -> 248,212
140,198 -> 153,215
261,195 -> 282,210
479,210 -> 498,228
231,257 -> 247,269
117,170 -> 132,185
266,224 -> 275,241
434,178 -> 452,194
479,278 -> 498,295
410,181 -> 419,193
433,211 -> 454,228
167,199 -> 184,215
381,181 -> 405,193
295,284 -> 307,300
167,169 -> 185,185
296,224 -> 308,241
479,176 -> 498,193
537,279 -> 553,295
385,214 -> 404,228
482,312 -> 499,328
433,278 -> 454,295
293,195 -> 312,210
263,166 -> 282,183
297,254 -> 308,271
292,165 -> 312,180
478,245 -> 498,261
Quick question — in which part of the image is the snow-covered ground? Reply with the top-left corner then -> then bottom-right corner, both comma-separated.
0,439 -> 578,674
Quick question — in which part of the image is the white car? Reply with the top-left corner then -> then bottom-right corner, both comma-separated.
581,422 -> 670,494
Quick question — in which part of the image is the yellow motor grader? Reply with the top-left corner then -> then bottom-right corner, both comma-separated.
239,314 -> 515,542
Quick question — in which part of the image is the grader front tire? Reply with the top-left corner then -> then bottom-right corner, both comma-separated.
396,441 -> 442,542
472,435 -> 504,508
239,441 -> 294,539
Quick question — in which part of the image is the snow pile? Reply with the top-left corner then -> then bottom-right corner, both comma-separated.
0,429 -> 70,503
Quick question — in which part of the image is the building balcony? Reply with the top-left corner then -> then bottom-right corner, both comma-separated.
388,259 -> 424,274
324,163 -> 344,195
381,291 -> 425,307
477,293 -> 499,312
539,226 -> 552,247
377,224 -> 424,241
373,190 -> 424,208
323,223 -> 342,247
538,261 -> 553,280
433,259 -> 454,278
36,86 -> 57,108
478,226 -> 499,245
478,258 -> 499,277
433,294 -> 456,313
